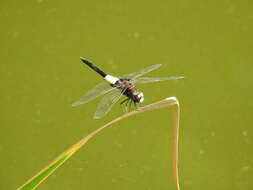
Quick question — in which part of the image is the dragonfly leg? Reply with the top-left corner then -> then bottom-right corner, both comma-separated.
129,99 -> 133,109
120,98 -> 130,113
133,101 -> 139,109
120,98 -> 129,105
125,98 -> 130,106
120,102 -> 127,113
125,98 -> 131,111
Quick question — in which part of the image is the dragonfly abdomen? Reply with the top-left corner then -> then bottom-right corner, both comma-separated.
80,57 -> 119,84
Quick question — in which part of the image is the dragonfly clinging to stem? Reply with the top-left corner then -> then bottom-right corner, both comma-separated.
72,57 -> 184,119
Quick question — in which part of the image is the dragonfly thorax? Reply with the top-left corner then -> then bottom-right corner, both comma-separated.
126,89 -> 144,103
112,79 -> 144,103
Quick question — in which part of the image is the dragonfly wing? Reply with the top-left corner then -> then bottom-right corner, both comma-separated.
134,76 -> 184,84
94,88 -> 125,119
72,82 -> 114,107
120,64 -> 162,80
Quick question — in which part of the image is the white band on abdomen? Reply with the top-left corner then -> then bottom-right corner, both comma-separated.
105,75 -> 119,84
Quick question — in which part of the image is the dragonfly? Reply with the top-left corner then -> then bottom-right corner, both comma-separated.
72,57 -> 184,119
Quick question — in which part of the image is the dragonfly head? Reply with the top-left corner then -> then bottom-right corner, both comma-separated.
137,92 -> 144,103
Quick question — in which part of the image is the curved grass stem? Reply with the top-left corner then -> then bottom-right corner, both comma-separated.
17,97 -> 181,190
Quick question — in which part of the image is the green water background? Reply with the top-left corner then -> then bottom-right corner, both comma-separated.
1,0 -> 252,189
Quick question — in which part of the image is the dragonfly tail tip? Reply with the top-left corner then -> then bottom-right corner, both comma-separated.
80,56 -> 85,61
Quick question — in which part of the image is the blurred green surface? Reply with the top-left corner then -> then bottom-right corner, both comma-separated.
0,0 -> 252,189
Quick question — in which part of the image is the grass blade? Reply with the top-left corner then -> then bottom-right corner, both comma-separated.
17,97 -> 181,190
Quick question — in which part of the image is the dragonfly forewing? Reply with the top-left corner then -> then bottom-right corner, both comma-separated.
120,64 -> 162,80
134,76 -> 184,84
94,88 -> 125,119
72,82 -> 115,107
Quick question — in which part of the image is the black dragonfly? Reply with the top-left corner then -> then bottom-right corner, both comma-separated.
72,57 -> 183,119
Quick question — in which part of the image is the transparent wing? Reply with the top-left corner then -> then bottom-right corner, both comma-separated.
94,88 -> 125,119
120,64 -> 162,80
134,76 -> 184,84
71,82 -> 114,107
